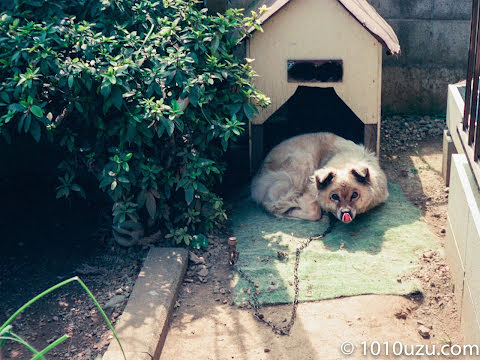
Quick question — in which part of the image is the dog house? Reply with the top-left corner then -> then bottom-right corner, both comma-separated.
246,0 -> 400,172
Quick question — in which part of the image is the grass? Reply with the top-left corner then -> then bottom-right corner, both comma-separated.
0,276 -> 126,360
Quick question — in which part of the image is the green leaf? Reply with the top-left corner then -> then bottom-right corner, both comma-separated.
30,120 -> 41,142
156,123 -> 165,138
111,87 -> 123,110
243,103 -> 257,121
103,99 -> 113,113
176,177 -> 189,190
0,92 -> 9,103
99,177 -> 111,189
68,75 -> 74,89
30,105 -> 43,118
8,103 -> 26,113
24,114 -> 31,132
74,102 -> 84,113
197,183 -> 208,193
221,136 -> 228,151
185,186 -> 194,205
117,176 -> 130,183
56,187 -> 69,199
211,35 -> 219,52
137,190 -> 147,207
101,83 -> 111,98
160,117 -> 174,136
189,85 -> 200,106
192,234 -> 209,249
72,184 -> 86,198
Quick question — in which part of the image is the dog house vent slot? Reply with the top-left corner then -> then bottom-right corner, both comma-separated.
287,60 -> 343,83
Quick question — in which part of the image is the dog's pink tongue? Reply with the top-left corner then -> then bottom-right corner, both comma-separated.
342,213 -> 352,223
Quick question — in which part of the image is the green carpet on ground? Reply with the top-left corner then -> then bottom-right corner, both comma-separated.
232,183 -> 439,305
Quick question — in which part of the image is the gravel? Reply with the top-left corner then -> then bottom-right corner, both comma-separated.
103,294 -> 126,310
418,325 -> 431,339
381,114 -> 446,154
189,251 -> 206,265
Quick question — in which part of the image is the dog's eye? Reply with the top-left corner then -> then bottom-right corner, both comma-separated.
331,194 -> 340,201
351,192 -> 359,199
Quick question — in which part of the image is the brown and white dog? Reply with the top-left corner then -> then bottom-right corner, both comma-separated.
251,132 -> 388,223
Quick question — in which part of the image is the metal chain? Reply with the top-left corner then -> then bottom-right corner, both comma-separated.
235,214 -> 336,336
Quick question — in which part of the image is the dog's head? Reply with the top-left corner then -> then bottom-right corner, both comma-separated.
312,165 -> 372,223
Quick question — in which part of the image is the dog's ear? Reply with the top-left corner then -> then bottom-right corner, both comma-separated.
313,168 -> 336,190
351,166 -> 370,184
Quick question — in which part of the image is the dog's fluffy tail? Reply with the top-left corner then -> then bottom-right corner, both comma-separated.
251,169 -> 302,216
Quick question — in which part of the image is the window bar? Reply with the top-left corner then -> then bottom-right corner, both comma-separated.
464,0 -> 479,131
475,46 -> 480,161
469,8 -> 480,147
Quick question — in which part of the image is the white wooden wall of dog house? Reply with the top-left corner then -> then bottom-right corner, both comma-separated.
245,0 -> 400,172
247,0 -> 382,126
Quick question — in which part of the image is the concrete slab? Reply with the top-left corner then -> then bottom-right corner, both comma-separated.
448,156 -> 472,266
462,282 -> 480,345
103,247 -> 188,360
446,216 -> 465,309
465,200 -> 480,326
446,154 -> 480,346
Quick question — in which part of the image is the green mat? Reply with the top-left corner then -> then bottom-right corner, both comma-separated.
232,183 -> 439,305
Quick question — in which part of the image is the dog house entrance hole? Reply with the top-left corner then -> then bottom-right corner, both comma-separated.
262,86 -> 364,156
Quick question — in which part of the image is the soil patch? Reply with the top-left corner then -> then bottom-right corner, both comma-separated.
0,177 -> 147,360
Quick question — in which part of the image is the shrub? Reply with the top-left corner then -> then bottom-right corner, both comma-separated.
0,0 -> 269,247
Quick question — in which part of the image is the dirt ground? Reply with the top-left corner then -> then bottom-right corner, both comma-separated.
160,136 -> 464,360
0,172 -> 147,360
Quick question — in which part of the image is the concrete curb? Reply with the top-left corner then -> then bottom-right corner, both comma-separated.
103,247 -> 188,360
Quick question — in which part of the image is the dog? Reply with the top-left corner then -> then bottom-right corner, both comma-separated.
251,132 -> 388,223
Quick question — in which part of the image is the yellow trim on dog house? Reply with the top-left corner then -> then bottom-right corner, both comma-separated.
246,0 -> 400,170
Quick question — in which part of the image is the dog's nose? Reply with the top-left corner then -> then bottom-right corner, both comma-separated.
341,209 -> 353,223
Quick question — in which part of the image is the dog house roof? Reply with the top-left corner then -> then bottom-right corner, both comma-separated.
246,0 -> 400,55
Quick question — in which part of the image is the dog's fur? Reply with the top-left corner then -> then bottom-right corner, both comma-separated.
251,132 -> 388,223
